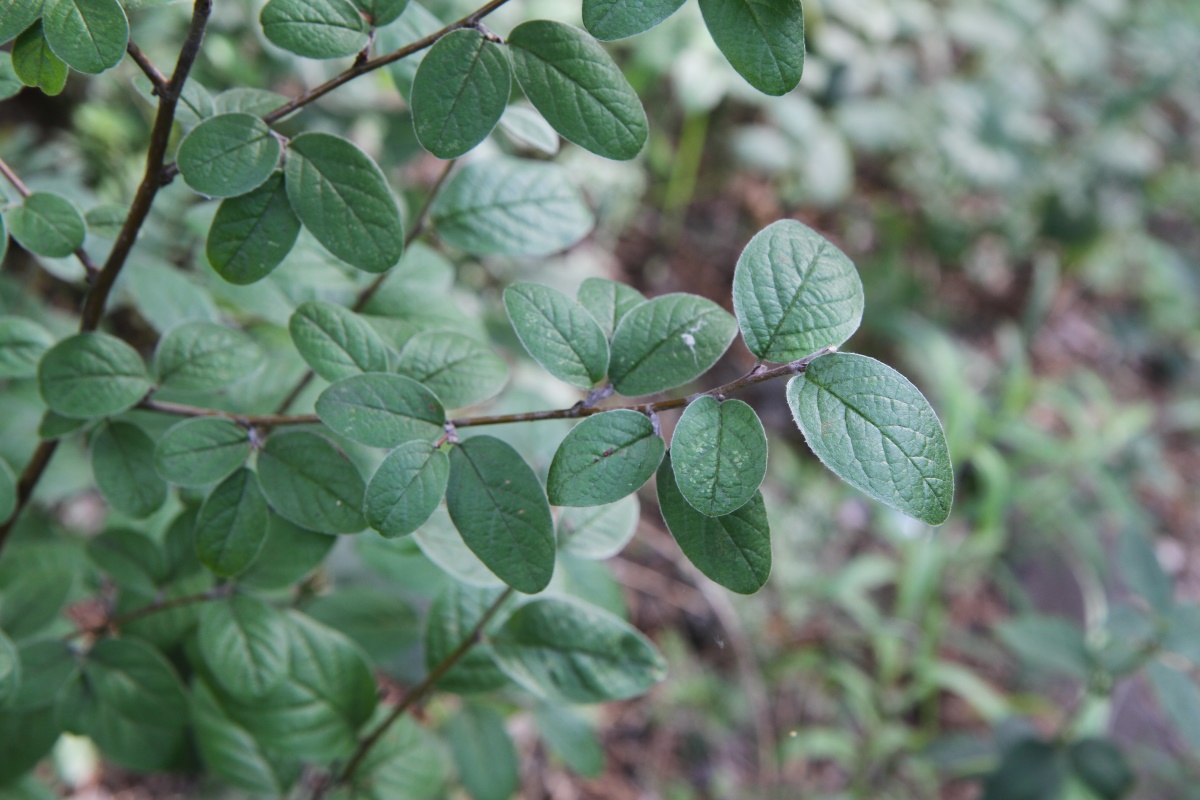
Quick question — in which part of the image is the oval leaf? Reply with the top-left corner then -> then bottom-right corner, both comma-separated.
547,410 -> 664,507
0,629 -> 19,707
1067,738 -> 1134,800
7,191 -> 85,257
786,353 -> 954,525
445,704 -> 519,800
239,512 -> 336,590
364,440 -> 449,538
257,430 -> 366,534
424,583 -> 511,693
289,300 -> 390,383
198,595 -> 290,701
154,417 -> 250,486
12,21 -> 68,96
490,596 -> 665,703
42,0 -> 128,75
178,113 -> 281,198
508,20 -> 648,160
608,293 -> 737,396
206,172 -> 301,285
316,373 -> 445,448
284,132 -> 405,273
412,28 -> 512,159
38,332 -> 150,419
0,457 -> 15,523
91,422 -> 168,519
154,321 -> 263,392
577,277 -> 646,340
504,282 -> 608,389
1,0 -> 43,45
260,0 -> 368,59
732,220 -> 864,362
657,451 -> 771,594
0,316 -> 55,379
670,397 -> 766,516
557,494 -> 639,560
430,158 -> 593,257
583,0 -> 686,41
394,330 -> 508,409
195,468 -> 270,576
698,0 -> 805,96
446,436 -> 555,594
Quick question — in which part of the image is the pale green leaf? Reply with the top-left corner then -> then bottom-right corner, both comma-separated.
670,397 -> 766,516
445,704 -> 519,800
504,282 -> 608,389
7,192 -> 85,257
496,104 -> 559,154
0,629 -> 19,708
534,704 -> 604,777
83,204 -> 127,238
0,316 -> 55,379
214,87 -> 290,116
154,321 -> 263,392
577,277 -> 645,339
376,2 -> 443,99
423,583 -> 510,693
177,113 -> 281,198
413,506 -> 505,588
557,494 -> 639,560
995,615 -> 1091,680
394,330 -> 508,409
0,457 -> 14,523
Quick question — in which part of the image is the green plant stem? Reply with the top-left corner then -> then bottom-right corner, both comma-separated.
63,589 -> 222,642
0,156 -> 101,281
315,587 -> 515,798
0,0 -> 212,557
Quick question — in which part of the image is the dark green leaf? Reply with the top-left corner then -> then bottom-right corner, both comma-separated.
547,410 -> 664,507
504,282 -> 609,389
177,113 -> 281,198
38,410 -> 87,439
305,588 -> 420,664
0,544 -> 85,640
290,300 -> 391,383
670,397 -> 766,516
577,277 -> 645,339
285,132 -> 405,273
446,436 -> 555,594
423,584 -> 510,694
83,204 -> 127,238
0,628 -> 20,707
198,594 -> 290,701
316,373 -> 445,448
257,430 -> 366,534
154,417 -> 250,486
12,22 -> 68,96
430,158 -> 593,257
331,714 -> 448,800
191,679 -> 302,795
41,0 -> 129,75
982,738 -> 1066,800
350,0 -> 408,25
239,513 -> 336,589
508,20 -> 648,160
995,615 -> 1091,680
412,28 -> 511,159
0,457 -> 14,523
206,172 -> 301,285
154,321 -> 263,392
38,332 -> 150,419
583,0 -> 685,40
7,191 -> 85,257
1067,738 -> 1134,800
698,0 -> 805,96
445,704 -> 519,800
490,596 -> 665,703
86,527 -> 164,596
0,316 -> 54,379
732,219 -> 864,361
394,330 -> 508,409
0,0 -> 43,45
260,0 -> 369,59
533,704 -> 604,777
364,440 -> 449,538
657,452 -> 771,594
0,641 -> 71,784
194,468 -> 270,577
787,353 -> 954,525
608,293 -> 737,396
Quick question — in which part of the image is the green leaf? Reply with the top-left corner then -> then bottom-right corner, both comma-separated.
732,220 -> 864,362
239,513 -> 336,589
198,594 -> 290,701
394,330 -> 508,409
608,293 -> 737,396
12,22 -> 68,96
430,158 -> 593,258
260,0 -> 369,59
577,277 -> 645,340
41,0 -> 128,75
0,628 -> 20,708
350,0 -> 408,25
7,191 -> 85,257
412,28 -> 512,159
424,583 -> 510,693
206,172 -> 301,285
316,373 -> 445,448
86,528 -> 165,595
154,417 -> 250,486
257,430 -> 366,534
1067,738 -> 1134,800
0,0 -> 43,45
364,440 -> 449,538
446,435 -> 555,594
305,588 -> 420,664
194,468 -> 270,576
0,316 -> 55,379
670,397 -> 766,516
285,132 -> 405,273
376,2 -> 443,99
508,20 -> 648,160
557,494 -> 639,560
191,679 -> 302,795
534,704 -> 604,777
583,0 -> 685,40
177,113 -> 281,198
38,332 -> 150,419
0,641 -> 71,785
1148,660 -> 1200,751
547,410 -> 664,507
504,282 -> 609,389
497,104 -> 559,154
83,204 -> 127,238
445,704 -> 519,800
214,87 -> 290,115
1118,528 -> 1173,615
290,300 -> 390,382
995,615 -> 1091,680
490,596 -> 665,703
413,507 -> 505,588
787,353 -> 954,525
38,410 -> 87,439
90,422 -> 168,518
698,0 -> 805,96
0,457 -> 14,523
0,544 -> 85,640
154,321 -> 263,392
982,738 -> 1066,800
332,714 -> 448,800
657,452 -> 771,594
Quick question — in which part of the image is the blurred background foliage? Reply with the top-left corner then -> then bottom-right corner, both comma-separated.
2,0 -> 1199,797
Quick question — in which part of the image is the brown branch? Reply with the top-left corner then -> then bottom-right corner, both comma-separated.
64,589 -> 221,642
0,440 -> 59,552
127,41 -> 169,94
0,157 -> 32,197
141,398 -> 321,427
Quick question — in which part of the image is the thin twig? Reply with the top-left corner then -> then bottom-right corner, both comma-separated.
0,440 -> 59,552
63,589 -> 221,642
0,156 -> 101,282
0,157 -> 32,198
126,41 -> 169,94
141,398 -> 321,427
